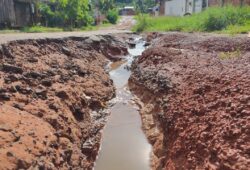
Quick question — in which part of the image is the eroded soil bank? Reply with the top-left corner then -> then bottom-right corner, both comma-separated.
0,35 -> 128,169
129,32 -> 250,170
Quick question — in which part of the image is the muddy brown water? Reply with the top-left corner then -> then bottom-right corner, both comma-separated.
94,38 -> 151,170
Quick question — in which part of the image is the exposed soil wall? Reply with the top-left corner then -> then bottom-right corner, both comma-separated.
0,35 -> 128,169
129,32 -> 250,170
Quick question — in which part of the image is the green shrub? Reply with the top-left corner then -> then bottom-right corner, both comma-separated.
38,0 -> 93,28
107,9 -> 119,24
133,5 -> 250,33
133,14 -> 149,32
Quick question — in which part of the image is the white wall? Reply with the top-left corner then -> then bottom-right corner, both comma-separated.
165,0 -> 186,16
164,0 -> 206,16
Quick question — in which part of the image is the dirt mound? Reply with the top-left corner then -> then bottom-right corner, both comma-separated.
129,32 -> 250,170
0,35 -> 128,169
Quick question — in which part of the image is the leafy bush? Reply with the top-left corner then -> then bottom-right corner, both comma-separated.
38,0 -> 93,28
132,14 -> 149,32
201,6 -> 249,31
107,9 -> 119,24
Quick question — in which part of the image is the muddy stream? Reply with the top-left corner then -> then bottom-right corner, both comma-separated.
94,38 -> 151,170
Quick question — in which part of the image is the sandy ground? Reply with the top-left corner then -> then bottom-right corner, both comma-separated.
0,16 -> 135,44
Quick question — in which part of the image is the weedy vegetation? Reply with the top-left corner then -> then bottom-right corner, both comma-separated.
133,6 -> 250,34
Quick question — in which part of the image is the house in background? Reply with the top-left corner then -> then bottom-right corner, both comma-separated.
162,0 -> 208,16
158,0 -> 250,16
0,0 -> 48,28
119,6 -> 136,16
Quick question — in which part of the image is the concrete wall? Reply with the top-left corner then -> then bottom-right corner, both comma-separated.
165,0 -> 186,16
164,0 -> 206,16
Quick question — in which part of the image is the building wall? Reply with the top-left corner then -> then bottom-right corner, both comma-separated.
0,0 -> 40,27
14,1 -> 32,27
0,0 -> 16,27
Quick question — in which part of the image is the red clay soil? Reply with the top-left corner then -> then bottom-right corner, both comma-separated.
0,35 -> 128,169
129,32 -> 250,170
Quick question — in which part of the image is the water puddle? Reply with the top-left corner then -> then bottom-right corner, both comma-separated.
94,38 -> 151,170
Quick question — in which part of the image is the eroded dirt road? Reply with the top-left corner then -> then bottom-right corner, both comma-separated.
0,34 -> 130,169
129,32 -> 250,170
0,16 -> 134,45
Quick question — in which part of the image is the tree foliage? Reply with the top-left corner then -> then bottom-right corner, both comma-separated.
107,9 -> 119,24
39,0 -> 93,27
134,0 -> 155,13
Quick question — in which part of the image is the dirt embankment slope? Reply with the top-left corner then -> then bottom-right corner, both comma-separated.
0,35 -> 128,169
129,33 -> 250,170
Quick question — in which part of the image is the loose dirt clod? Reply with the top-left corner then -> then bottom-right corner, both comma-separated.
0,35 -> 128,169
129,32 -> 250,170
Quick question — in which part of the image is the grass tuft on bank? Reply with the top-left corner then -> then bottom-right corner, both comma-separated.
21,26 -> 63,33
133,6 -> 250,34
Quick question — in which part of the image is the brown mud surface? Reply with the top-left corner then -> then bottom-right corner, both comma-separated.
0,34 -> 129,169
129,32 -> 250,170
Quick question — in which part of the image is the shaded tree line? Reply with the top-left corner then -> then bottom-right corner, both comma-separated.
39,0 -> 119,28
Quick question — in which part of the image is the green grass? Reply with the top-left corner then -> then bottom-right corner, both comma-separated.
0,22 -> 114,34
133,5 -> 250,34
219,49 -> 241,60
21,26 -> 63,33
0,29 -> 20,34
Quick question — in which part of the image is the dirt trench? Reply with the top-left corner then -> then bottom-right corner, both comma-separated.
129,32 -> 250,170
0,34 -> 130,170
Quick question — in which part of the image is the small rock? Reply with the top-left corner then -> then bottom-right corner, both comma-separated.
77,69 -> 88,77
6,151 -> 14,157
27,57 -> 38,63
41,79 -> 53,87
35,87 -> 47,99
2,64 -> 23,74
0,93 -> 11,101
0,124 -> 12,132
81,140 -> 93,154
24,71 -> 45,79
16,86 -> 33,94
13,103 -> 25,111
62,46 -> 71,56
144,42 -> 151,47
4,74 -> 19,84
0,88 -> 7,93
49,103 -> 59,112
56,90 -> 69,99
127,41 -> 136,48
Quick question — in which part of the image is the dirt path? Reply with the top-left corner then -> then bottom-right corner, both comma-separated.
0,16 -> 135,45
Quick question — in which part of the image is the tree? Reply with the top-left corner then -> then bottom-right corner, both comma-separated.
134,0 -> 155,13
94,0 -> 115,14
56,0 -> 92,27
39,0 -> 93,27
